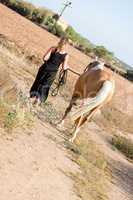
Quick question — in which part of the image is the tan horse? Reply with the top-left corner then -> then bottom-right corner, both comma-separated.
60,61 -> 115,143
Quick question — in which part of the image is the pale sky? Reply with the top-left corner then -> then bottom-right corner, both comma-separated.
27,0 -> 133,66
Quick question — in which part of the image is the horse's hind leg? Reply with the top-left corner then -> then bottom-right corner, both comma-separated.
70,115 -> 86,143
59,103 -> 73,126
63,102 -> 73,119
59,96 -> 78,125
70,106 -> 101,143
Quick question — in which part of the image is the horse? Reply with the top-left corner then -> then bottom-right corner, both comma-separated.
59,61 -> 115,143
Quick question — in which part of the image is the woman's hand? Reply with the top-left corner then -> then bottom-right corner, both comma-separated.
43,47 -> 55,62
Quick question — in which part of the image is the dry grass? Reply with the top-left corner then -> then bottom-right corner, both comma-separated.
112,135 -> 133,160
93,102 -> 133,136
65,134 -> 110,200
0,93 -> 35,132
0,99 -> 10,125
41,101 -> 62,124
102,105 -> 133,133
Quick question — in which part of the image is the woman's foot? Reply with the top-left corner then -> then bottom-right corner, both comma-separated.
30,97 -> 36,105
34,98 -> 41,107
30,97 -> 41,107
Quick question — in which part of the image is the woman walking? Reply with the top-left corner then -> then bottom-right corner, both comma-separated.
30,37 -> 69,105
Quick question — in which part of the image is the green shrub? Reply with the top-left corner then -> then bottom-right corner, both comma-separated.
2,0 -> 53,23
0,92 -> 35,132
66,26 -> 78,42
4,110 -> 17,130
84,46 -> 93,55
44,16 -> 65,37
112,135 -> 133,160
45,16 -> 55,26
55,24 -> 65,37
32,9 -> 45,24
9,1 -> 31,16
94,45 -> 114,59
0,0 -> 8,4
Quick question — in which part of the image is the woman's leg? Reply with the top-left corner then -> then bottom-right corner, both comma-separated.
30,65 -> 45,98
39,71 -> 57,103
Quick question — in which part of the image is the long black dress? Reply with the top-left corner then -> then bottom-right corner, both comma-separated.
30,49 -> 67,102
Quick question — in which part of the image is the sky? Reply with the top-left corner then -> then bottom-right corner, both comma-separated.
27,0 -> 133,66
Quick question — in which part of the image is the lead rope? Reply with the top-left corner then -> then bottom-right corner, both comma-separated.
51,68 -> 80,97
51,63 -> 118,97
51,69 -> 68,96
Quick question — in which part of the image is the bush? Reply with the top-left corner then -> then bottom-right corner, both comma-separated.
94,46 -> 108,58
32,9 -> 45,24
55,24 -> 65,37
0,0 -> 9,4
9,1 -> 30,16
44,16 -> 65,37
48,24 -> 56,34
1,0 -> 53,23
45,16 -> 55,26
66,26 -> 78,42
112,135 -> 133,160
4,110 -> 17,130
94,45 -> 114,60
84,47 -> 93,55
66,26 -> 94,55
0,92 -> 35,132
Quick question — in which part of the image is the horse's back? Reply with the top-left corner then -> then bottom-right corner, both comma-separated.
73,69 -> 113,98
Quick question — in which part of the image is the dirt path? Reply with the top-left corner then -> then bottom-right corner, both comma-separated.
86,122 -> 133,200
0,121 -> 80,200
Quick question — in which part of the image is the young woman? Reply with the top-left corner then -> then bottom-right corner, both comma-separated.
30,37 -> 69,105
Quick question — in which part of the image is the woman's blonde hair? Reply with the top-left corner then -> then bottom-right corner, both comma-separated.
57,37 -> 68,51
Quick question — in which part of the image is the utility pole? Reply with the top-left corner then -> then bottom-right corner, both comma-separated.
59,1 -> 72,20
53,1 -> 72,22
52,1 -> 72,33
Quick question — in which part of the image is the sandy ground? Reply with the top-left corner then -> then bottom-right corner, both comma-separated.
0,122 -> 80,200
86,122 -> 133,200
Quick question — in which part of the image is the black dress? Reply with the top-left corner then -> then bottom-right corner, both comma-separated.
30,49 -> 67,102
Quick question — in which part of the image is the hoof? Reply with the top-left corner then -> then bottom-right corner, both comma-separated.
69,138 -> 74,143
56,123 -> 66,131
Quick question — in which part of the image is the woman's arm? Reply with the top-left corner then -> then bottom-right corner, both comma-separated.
43,47 -> 55,62
61,54 -> 69,71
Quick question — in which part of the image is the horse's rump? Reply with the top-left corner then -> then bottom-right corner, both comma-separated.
69,80 -> 114,122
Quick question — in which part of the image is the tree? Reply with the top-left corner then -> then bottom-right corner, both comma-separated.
94,45 -> 112,58
32,9 -> 45,24
94,46 -> 107,57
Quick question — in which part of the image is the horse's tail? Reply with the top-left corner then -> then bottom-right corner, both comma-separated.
70,80 -> 114,121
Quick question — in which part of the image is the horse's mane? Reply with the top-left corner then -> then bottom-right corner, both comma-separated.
84,61 -> 100,72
